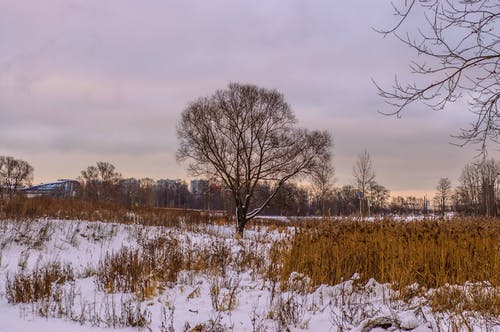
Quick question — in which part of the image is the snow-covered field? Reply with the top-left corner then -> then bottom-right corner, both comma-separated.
0,218 -> 498,331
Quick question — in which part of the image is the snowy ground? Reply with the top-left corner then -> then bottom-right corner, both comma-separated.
0,218 -> 498,331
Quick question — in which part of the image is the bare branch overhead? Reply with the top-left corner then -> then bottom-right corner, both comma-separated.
375,0 -> 499,153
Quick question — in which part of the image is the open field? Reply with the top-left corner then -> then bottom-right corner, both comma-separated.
0,200 -> 499,331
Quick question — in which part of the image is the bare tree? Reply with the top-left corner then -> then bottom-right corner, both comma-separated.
79,161 -> 122,202
435,177 -> 452,215
479,159 -> 499,216
268,182 -> 304,217
353,150 -> 376,216
369,182 -> 390,213
311,151 -> 335,217
177,83 -> 332,236
0,156 -> 34,199
334,185 -> 359,215
456,163 -> 482,214
375,0 -> 499,152
353,150 -> 376,195
455,159 -> 498,216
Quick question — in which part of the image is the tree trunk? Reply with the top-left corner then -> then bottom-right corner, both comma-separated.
235,207 -> 247,238
236,221 -> 245,238
321,197 -> 326,218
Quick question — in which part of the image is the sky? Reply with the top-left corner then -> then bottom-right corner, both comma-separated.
0,0 -> 492,198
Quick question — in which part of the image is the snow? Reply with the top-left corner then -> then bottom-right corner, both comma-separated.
0,218 -> 498,331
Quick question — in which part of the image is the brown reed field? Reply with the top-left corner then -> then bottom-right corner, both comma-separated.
280,218 -> 500,290
0,196 -> 229,227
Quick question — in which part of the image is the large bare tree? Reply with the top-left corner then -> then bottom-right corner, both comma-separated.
375,0 -> 499,152
177,83 -> 332,236
0,156 -> 34,199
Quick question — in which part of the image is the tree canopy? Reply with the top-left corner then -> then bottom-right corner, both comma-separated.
0,156 -> 34,199
177,83 -> 332,235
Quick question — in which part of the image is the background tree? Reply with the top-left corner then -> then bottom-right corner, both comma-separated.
435,177 -> 452,216
456,163 -> 482,215
177,83 -> 331,236
390,196 -> 407,214
155,180 -> 191,208
333,185 -> 359,216
120,178 -> 142,207
120,178 -> 157,207
376,0 -> 499,151
369,182 -> 390,214
138,178 -> 157,207
353,149 -> 376,216
456,159 -> 499,216
311,151 -> 335,217
268,182 -> 300,217
79,161 -> 122,202
0,156 -> 34,199
479,159 -> 499,217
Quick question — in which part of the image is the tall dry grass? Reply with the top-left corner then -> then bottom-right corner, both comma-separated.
0,196 -> 298,232
6,261 -> 74,303
280,218 -> 500,290
0,196 -> 229,228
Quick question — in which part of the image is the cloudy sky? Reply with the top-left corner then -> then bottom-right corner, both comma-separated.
0,0 -> 487,197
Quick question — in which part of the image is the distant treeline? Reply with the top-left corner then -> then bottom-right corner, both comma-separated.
1,158 -> 498,217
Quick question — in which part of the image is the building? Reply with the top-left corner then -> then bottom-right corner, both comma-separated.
157,179 -> 179,188
190,179 -> 209,196
23,179 -> 80,198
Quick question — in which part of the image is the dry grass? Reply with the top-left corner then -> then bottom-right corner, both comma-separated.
280,218 -> 500,290
94,233 -> 267,301
430,283 -> 500,317
0,196 -> 302,230
6,261 -> 74,303
95,236 -> 187,299
6,260 -> 151,328
0,196 -> 230,228
97,247 -> 158,299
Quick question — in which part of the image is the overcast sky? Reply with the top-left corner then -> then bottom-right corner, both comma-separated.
0,0 -> 490,197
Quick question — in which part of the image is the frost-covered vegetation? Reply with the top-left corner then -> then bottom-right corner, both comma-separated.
1,214 -> 500,331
